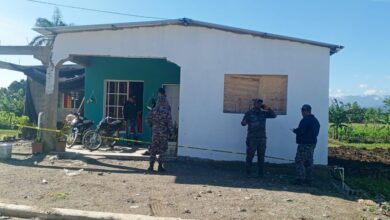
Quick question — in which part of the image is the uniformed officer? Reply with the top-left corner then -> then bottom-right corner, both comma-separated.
146,88 -> 174,172
241,99 -> 276,177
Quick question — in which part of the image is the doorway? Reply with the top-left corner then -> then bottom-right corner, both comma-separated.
104,80 -> 144,132
164,84 -> 180,141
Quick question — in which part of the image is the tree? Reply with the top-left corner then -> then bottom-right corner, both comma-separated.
346,101 -> 364,123
329,99 -> 348,140
384,97 -> 390,113
0,80 -> 26,117
29,8 -> 70,46
383,97 -> 390,142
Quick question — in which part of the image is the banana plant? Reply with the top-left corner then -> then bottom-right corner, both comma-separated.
329,99 -> 349,140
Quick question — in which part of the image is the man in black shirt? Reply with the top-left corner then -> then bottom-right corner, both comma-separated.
123,97 -> 138,143
292,104 -> 320,185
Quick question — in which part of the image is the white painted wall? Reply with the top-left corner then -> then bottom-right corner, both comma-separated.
50,25 -> 331,164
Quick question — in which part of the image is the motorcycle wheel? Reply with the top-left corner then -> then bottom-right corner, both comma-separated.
82,130 -> 102,151
104,133 -> 117,149
66,128 -> 78,148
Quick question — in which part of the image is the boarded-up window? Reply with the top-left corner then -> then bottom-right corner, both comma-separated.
223,74 -> 288,114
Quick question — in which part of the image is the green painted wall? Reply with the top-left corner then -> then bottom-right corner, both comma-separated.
84,57 -> 180,141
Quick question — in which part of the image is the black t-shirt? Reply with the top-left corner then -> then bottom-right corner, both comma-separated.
123,101 -> 138,120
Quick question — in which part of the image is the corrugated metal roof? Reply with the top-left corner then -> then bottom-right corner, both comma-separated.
33,18 -> 343,55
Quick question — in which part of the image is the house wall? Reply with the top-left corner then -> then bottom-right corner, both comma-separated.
84,57 -> 180,141
28,77 -> 76,123
50,25 -> 331,164
28,77 -> 45,117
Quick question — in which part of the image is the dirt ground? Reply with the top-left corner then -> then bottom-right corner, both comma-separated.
329,146 -> 390,164
0,142 -> 387,220
329,146 -> 390,178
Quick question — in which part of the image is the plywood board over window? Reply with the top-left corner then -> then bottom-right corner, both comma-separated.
223,74 -> 288,114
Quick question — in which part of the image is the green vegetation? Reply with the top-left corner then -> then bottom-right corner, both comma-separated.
0,129 -> 20,141
329,138 -> 390,149
29,8 -> 71,46
0,80 -> 26,117
0,111 -> 29,128
329,98 -> 390,145
346,176 -> 390,201
0,80 -> 31,139
49,192 -> 68,201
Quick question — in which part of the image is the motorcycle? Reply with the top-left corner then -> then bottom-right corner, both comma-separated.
65,112 -> 94,148
82,116 -> 123,151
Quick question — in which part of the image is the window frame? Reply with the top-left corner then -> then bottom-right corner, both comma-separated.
103,79 -> 144,121
223,74 -> 288,115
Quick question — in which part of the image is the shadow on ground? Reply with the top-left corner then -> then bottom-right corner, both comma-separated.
3,151 -> 147,175
0,142 -> 357,202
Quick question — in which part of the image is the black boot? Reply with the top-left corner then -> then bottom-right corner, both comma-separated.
148,161 -> 155,172
245,161 -> 252,178
258,165 -> 264,178
158,163 -> 166,172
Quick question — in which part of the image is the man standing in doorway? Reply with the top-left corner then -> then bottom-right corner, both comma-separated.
146,88 -> 174,172
123,96 -> 138,145
241,99 -> 276,177
291,104 -> 320,185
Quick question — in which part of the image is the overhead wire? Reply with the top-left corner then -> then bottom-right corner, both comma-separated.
26,0 -> 169,20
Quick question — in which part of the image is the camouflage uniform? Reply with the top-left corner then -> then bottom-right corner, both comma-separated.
242,107 -> 276,176
146,96 -> 174,168
295,144 -> 316,181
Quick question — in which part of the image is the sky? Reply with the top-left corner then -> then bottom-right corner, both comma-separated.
0,0 -> 389,97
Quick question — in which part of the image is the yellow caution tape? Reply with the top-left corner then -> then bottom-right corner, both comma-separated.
6,123 -> 294,162
16,124 -> 61,133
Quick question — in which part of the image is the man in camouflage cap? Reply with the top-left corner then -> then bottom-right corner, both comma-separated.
146,88 -> 174,172
241,98 -> 276,177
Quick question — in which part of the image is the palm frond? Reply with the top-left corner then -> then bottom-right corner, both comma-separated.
29,35 -> 50,46
35,18 -> 54,27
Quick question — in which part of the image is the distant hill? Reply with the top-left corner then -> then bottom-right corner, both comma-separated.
329,95 -> 388,108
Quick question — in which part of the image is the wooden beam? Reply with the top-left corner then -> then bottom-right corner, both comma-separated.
0,46 -> 47,55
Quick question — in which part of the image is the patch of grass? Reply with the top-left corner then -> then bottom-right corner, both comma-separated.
0,129 -> 19,141
329,123 -> 390,144
346,176 -> 390,201
329,138 -> 390,150
49,192 -> 68,201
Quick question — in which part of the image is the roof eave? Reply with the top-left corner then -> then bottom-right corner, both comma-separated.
33,18 -> 343,55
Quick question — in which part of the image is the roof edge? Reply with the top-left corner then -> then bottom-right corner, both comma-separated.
33,18 -> 343,55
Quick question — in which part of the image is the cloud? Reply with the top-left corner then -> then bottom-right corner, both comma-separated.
330,89 -> 345,98
363,89 -> 384,96
359,84 -> 368,88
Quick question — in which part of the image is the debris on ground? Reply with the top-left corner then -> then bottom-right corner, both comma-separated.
64,168 -> 84,176
239,208 -> 247,212
48,155 -> 59,161
358,199 -> 377,206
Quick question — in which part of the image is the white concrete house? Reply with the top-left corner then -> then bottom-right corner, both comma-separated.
33,18 -> 343,164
